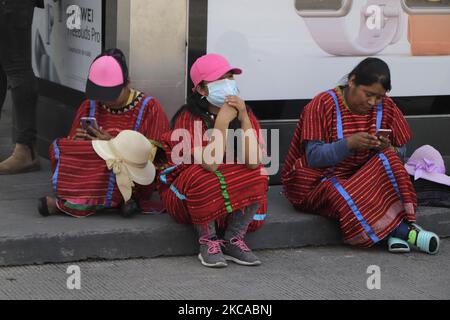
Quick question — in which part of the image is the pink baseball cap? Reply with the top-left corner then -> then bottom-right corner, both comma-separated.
190,53 -> 242,91
85,48 -> 128,101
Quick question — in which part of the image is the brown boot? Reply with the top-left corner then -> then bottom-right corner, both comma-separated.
0,143 -> 41,175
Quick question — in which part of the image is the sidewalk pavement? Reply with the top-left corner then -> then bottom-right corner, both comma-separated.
0,95 -> 449,268
0,240 -> 449,300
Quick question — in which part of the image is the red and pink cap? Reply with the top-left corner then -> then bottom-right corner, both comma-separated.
85,48 -> 128,102
190,53 -> 242,91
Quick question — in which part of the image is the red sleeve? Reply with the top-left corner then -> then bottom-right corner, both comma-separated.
143,98 -> 170,145
68,100 -> 91,138
161,111 -> 205,164
282,92 -> 331,179
177,111 -> 204,147
164,110 -> 264,164
385,98 -> 412,147
300,93 -> 330,142
247,110 -> 266,152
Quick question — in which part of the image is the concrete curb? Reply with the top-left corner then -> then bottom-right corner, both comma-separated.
1,186 -> 449,267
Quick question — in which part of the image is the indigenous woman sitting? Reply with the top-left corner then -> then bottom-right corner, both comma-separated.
282,58 -> 439,254
160,54 -> 268,268
38,48 -> 170,218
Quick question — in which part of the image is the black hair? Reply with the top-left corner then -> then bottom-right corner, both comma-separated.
170,81 -> 244,131
346,57 -> 392,92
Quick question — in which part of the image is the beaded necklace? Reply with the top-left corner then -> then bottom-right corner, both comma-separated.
101,89 -> 143,114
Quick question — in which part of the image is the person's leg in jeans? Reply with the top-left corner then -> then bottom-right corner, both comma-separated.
0,2 -> 40,174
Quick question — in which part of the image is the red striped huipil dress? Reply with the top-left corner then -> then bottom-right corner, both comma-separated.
282,87 -> 417,247
159,110 -> 269,232
49,93 -> 170,217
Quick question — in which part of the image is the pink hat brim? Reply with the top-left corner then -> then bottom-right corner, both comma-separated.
192,66 -> 242,92
405,164 -> 450,187
203,67 -> 242,82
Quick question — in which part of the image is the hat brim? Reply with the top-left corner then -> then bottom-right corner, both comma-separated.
86,79 -> 124,102
92,140 -> 156,186
203,67 -> 242,82
405,164 -> 450,187
127,162 -> 156,186
92,140 -> 114,161
192,66 -> 242,92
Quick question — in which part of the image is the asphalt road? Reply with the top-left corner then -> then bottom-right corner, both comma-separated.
0,240 -> 448,300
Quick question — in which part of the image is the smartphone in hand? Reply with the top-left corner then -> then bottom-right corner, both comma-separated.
80,117 -> 99,131
376,129 -> 392,140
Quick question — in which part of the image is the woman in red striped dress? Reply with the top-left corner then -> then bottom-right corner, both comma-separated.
160,54 -> 268,268
38,48 -> 170,218
282,58 -> 439,254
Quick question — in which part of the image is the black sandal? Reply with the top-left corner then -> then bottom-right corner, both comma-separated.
119,200 -> 140,218
38,197 -> 50,217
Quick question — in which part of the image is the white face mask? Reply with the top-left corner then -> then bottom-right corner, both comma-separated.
206,79 -> 239,107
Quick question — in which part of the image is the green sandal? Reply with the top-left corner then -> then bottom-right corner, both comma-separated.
388,236 -> 410,253
410,223 -> 440,255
